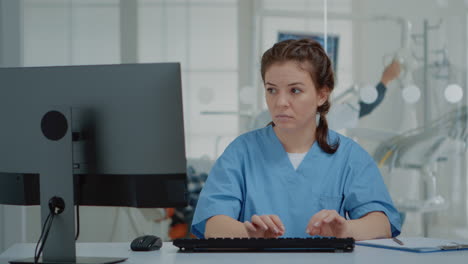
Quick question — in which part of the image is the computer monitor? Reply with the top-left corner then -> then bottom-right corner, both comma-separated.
0,63 -> 187,264
278,32 -> 339,75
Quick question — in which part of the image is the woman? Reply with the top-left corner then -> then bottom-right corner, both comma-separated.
191,39 -> 401,240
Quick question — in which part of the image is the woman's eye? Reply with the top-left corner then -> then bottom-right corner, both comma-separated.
267,88 -> 277,94
291,88 -> 301,94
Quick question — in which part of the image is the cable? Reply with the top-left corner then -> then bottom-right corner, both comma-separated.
75,180 -> 80,241
33,196 -> 65,264
378,149 -> 393,168
75,175 -> 82,241
33,201 -> 82,263
35,214 -> 55,263
34,212 -> 55,264
75,204 -> 80,241
33,213 -> 50,263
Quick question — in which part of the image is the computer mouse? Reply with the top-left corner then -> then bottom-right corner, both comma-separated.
130,235 -> 163,251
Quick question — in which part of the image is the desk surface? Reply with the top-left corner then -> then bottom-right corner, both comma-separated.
1,242 -> 468,264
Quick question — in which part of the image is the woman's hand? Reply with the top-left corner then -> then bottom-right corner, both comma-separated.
306,210 -> 352,238
243,214 -> 285,238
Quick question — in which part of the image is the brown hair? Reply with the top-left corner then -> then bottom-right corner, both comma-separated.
260,38 -> 339,154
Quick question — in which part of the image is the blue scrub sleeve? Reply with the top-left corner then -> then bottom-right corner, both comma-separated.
190,141 -> 245,238
342,144 -> 402,237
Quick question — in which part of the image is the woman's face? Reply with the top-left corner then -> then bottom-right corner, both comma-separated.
264,61 -> 328,133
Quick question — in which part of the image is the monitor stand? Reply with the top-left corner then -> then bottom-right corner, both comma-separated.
9,107 -> 126,264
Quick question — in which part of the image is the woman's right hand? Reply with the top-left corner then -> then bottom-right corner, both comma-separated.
243,214 -> 285,238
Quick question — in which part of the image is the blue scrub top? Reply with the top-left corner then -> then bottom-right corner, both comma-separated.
191,126 -> 401,238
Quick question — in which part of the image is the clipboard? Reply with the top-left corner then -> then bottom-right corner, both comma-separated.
356,237 -> 468,253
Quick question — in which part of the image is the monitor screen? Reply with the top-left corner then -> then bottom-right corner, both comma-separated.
0,63 -> 187,208
278,32 -> 339,75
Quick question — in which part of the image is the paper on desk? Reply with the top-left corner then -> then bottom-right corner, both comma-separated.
357,237 -> 468,253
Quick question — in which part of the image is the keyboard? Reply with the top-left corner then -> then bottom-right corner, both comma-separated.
173,237 -> 355,252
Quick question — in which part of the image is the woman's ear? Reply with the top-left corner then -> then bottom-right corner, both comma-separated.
318,87 -> 331,106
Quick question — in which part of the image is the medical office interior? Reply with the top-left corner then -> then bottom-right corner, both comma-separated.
1,0 -> 468,254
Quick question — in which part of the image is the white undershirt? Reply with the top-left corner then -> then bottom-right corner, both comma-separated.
287,152 -> 307,170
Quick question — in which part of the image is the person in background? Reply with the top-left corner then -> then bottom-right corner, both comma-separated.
359,59 -> 400,118
190,38 -> 401,240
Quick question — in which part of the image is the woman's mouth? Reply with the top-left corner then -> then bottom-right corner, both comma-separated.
275,114 -> 293,121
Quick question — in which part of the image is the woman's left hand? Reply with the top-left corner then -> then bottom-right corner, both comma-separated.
305,210 -> 352,238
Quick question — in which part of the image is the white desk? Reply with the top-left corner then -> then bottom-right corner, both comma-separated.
1,242 -> 467,264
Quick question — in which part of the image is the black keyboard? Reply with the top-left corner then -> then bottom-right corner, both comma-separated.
173,237 -> 355,252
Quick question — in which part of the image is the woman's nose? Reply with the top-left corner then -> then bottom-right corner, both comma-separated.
276,93 -> 290,107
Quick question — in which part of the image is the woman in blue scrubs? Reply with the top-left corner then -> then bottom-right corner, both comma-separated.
191,38 -> 401,240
